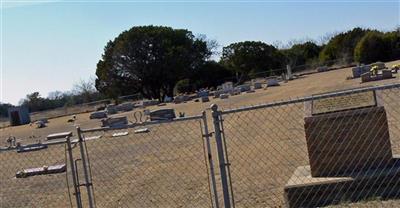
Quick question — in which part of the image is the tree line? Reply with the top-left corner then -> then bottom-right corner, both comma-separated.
1,26 -> 399,115
95,26 -> 399,101
0,79 -> 105,117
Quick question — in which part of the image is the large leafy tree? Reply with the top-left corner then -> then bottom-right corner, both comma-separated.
221,41 -> 284,82
319,27 -> 370,64
354,31 -> 389,64
383,28 -> 400,61
281,41 -> 321,71
95,25 -> 211,101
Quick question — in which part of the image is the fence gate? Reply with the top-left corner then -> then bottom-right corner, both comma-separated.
76,114 -> 218,208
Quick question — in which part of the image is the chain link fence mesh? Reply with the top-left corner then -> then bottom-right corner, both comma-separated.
1,84 -> 399,208
218,85 -> 400,207
0,143 -> 74,208
79,117 -> 214,208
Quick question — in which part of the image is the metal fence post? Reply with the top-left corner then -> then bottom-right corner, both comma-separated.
66,135 -> 83,208
211,104 -> 232,208
202,111 -> 220,208
76,127 -> 95,208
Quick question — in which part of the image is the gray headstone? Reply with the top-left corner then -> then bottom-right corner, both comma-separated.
149,109 -> 176,121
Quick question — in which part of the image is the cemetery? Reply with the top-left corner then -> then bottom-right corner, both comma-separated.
0,59 -> 399,208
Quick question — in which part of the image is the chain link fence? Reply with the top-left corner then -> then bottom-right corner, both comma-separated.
0,142 -> 75,208
215,83 -> 400,207
78,115 -> 216,208
1,83 -> 400,208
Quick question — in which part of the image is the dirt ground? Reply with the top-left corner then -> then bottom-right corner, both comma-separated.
1,60 -> 399,146
1,60 -> 400,208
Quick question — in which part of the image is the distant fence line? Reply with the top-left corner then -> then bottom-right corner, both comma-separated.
0,56 -> 361,128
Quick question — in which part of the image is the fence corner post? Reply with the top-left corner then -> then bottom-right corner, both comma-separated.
76,127 -> 95,208
211,104 -> 232,208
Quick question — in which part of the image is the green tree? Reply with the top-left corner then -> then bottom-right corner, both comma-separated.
0,103 -> 14,117
319,27 -> 370,64
21,92 -> 45,112
281,41 -> 321,71
354,32 -> 388,64
95,25 -> 212,101
192,61 -> 233,89
174,79 -> 193,95
383,28 -> 400,61
221,41 -> 284,82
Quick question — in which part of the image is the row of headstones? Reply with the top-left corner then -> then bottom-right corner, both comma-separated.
213,78 -> 280,99
353,62 -> 398,80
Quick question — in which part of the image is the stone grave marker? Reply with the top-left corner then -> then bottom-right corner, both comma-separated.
101,116 -> 128,127
149,109 -> 176,121
90,111 -> 107,119
284,89 -> 400,207
47,132 -> 73,140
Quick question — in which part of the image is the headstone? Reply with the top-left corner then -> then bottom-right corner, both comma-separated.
164,96 -> 173,103
230,88 -> 241,96
90,111 -> 107,119
149,109 -> 176,121
116,103 -> 134,112
201,96 -> 210,102
101,116 -> 128,127
17,143 -> 48,153
237,84 -> 251,92
174,95 -> 190,104
221,82 -> 234,91
35,120 -> 46,128
284,89 -> 400,207
142,100 -> 160,106
352,65 -> 371,78
361,72 -> 372,83
317,66 -> 329,72
213,90 -> 225,98
219,93 -> 229,99
371,61 -> 386,70
286,65 -> 293,80
253,82 -> 262,89
135,128 -> 149,134
8,106 -> 30,126
16,164 -> 66,178
382,69 -> 393,79
197,90 -> 209,98
106,104 -> 118,114
305,90 -> 392,176
266,78 -> 280,87
47,132 -> 73,140
112,132 -> 129,137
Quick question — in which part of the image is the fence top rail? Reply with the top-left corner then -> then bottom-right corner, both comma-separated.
220,82 -> 400,115
80,113 -> 204,133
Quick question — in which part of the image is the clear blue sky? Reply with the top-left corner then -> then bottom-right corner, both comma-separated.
1,0 -> 399,105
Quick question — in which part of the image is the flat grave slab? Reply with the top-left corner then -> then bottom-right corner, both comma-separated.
17,143 -> 48,153
101,116 -> 128,127
46,132 -> 73,140
16,164 -> 66,178
149,109 -> 176,121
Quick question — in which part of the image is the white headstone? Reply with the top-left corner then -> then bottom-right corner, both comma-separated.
286,65 -> 293,80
